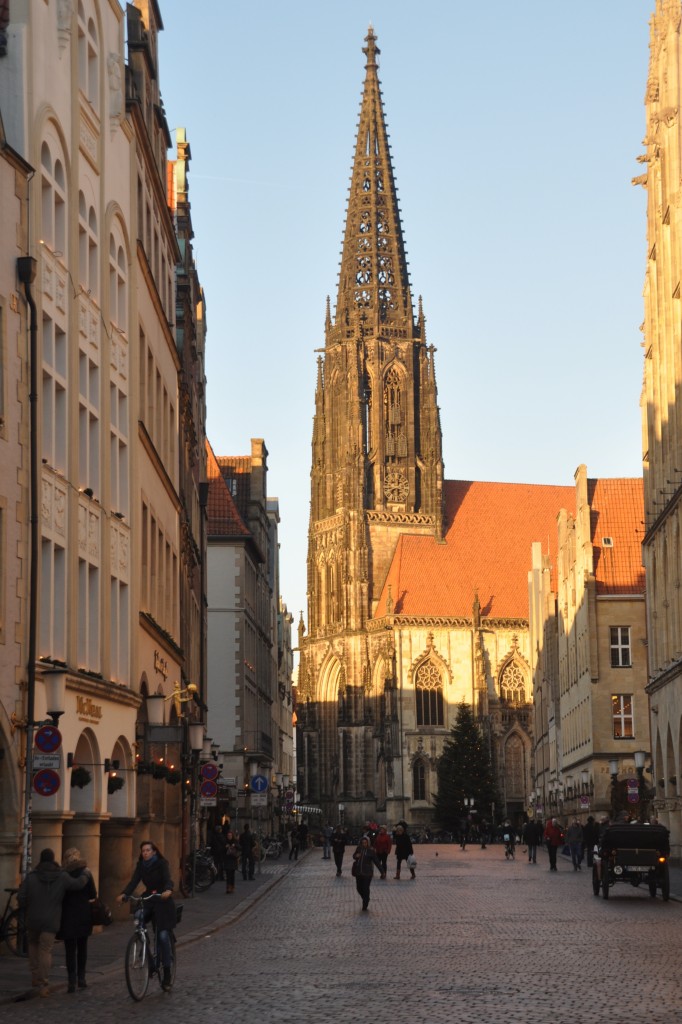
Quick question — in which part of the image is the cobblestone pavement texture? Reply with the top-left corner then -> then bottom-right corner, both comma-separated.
2,845 -> 682,1023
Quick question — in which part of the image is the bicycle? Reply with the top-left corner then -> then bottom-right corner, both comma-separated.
0,887 -> 27,957
181,847 -> 216,893
123,893 -> 178,1001
257,835 -> 283,861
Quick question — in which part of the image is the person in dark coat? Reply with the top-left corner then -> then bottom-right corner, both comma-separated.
393,825 -> 415,879
60,847 -> 97,992
288,823 -> 300,861
523,819 -> 542,863
117,840 -> 176,990
239,824 -> 256,879
331,826 -> 347,877
17,847 -> 89,997
582,815 -> 600,868
543,818 -> 564,872
224,830 -> 239,893
209,824 -> 227,880
352,836 -> 383,911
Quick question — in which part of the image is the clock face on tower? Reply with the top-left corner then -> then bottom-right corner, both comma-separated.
384,467 -> 408,503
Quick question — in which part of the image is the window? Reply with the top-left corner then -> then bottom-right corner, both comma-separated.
412,760 -> 426,801
610,626 -> 632,668
500,661 -> 526,704
612,694 -> 634,739
415,661 -> 443,727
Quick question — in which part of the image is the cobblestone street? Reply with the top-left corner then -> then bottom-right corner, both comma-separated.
5,846 -> 681,1024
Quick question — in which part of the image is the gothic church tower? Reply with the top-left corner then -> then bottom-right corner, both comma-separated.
299,28 -> 443,821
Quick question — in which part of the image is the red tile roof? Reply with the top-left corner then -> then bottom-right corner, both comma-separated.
374,477 -> 645,621
588,477 -> 645,595
375,480 -> 574,620
206,440 -> 250,538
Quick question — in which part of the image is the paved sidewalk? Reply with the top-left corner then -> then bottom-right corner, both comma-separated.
0,852 -> 301,1004
1,844 -> 680,1005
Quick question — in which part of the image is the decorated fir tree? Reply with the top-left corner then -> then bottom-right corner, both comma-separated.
435,702 -> 499,832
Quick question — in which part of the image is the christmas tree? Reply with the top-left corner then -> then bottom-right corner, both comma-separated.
435,702 -> 499,831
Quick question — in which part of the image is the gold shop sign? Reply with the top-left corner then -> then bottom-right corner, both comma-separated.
77,695 -> 103,723
154,649 -> 169,680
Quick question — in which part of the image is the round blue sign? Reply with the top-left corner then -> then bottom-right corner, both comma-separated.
35,725 -> 62,753
33,768 -> 61,796
250,774 -> 269,793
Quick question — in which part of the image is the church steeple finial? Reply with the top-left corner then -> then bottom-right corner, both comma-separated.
333,27 -> 413,336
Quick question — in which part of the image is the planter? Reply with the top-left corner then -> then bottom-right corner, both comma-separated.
152,764 -> 169,780
71,766 -> 92,789
166,770 -> 182,785
107,775 -> 125,794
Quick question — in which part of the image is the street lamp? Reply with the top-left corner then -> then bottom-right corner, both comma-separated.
609,758 -> 619,818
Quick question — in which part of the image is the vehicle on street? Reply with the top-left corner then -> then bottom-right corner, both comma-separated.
592,822 -> 670,900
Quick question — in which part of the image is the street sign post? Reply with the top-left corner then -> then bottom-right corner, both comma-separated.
35,725 -> 62,753
33,768 -> 61,797
250,774 -> 269,793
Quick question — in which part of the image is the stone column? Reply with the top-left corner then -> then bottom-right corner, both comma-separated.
32,811 -> 70,862
63,812 -> 109,889
100,818 -> 136,920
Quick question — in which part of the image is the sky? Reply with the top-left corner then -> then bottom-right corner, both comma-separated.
156,1 -> 653,627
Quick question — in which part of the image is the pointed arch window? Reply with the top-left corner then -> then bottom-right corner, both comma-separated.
413,760 -> 426,801
500,661 -> 526,705
415,661 -> 443,726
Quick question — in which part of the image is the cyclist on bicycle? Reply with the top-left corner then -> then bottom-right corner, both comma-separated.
117,840 -> 176,990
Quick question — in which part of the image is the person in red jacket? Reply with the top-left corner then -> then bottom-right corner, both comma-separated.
543,818 -> 564,872
373,826 -> 392,878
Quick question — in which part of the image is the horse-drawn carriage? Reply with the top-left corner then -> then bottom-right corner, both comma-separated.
592,823 -> 670,901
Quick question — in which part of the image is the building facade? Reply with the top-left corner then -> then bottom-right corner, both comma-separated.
640,0 -> 682,855
0,0 -> 207,898
529,466 -> 649,825
206,440 -> 294,833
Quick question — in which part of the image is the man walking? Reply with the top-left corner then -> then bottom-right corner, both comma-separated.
17,848 -> 89,997
543,818 -> 564,872
239,824 -> 256,880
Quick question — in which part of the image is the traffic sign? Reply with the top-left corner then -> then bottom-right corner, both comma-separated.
33,753 -> 61,770
35,725 -> 62,753
200,779 -> 218,798
200,762 -> 219,782
250,792 -> 267,807
33,768 -> 61,796
250,773 -> 269,793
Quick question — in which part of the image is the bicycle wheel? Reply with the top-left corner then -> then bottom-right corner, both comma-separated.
4,909 -> 28,957
192,860 -> 214,892
125,933 -> 150,1001
271,843 -> 282,860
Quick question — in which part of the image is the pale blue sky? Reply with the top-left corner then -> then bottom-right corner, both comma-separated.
157,1 -> 652,624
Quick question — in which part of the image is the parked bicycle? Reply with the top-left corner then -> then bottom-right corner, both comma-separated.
257,835 -> 283,861
181,847 -> 217,893
123,893 -> 180,1001
0,887 -> 27,957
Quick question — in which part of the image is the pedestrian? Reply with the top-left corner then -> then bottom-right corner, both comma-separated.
17,847 -> 89,997
523,819 -> 541,863
288,823 -> 300,861
239,824 -> 256,879
116,840 -> 177,991
393,824 -> 415,879
59,847 -> 97,993
459,818 -> 469,850
543,817 -> 564,872
224,829 -> 239,893
297,820 -> 309,851
321,822 -> 333,860
209,824 -> 227,881
566,817 -> 584,871
331,825 -> 347,876
374,825 -> 392,877
582,815 -> 599,868
352,836 -> 383,911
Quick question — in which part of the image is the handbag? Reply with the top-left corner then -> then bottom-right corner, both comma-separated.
90,896 -> 113,927
407,854 -> 416,868
351,859 -> 359,877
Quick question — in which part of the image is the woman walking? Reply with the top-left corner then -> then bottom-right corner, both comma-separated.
393,825 -> 415,880
60,848 -> 97,993
352,836 -> 383,911
374,825 -> 392,878
224,829 -> 239,893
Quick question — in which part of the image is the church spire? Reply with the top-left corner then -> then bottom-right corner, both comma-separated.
334,26 -> 413,334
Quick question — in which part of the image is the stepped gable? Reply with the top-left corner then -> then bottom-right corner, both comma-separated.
588,477 -> 645,595
375,479 -> 575,620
